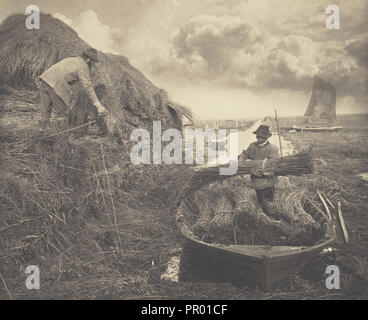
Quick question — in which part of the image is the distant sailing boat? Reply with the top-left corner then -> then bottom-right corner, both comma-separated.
292,76 -> 343,132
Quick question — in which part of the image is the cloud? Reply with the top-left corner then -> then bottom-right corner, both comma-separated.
52,13 -> 73,26
53,10 -> 122,54
50,1 -> 368,115
346,33 -> 368,67
150,13 -> 368,103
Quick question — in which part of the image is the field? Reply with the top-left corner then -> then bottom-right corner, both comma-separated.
1,114 -> 368,300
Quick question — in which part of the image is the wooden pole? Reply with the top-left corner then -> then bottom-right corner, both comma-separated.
45,120 -> 96,138
274,108 -> 283,157
308,198 -> 330,222
338,201 -> 349,244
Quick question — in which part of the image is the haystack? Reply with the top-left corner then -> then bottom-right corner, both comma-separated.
167,103 -> 202,130
0,13 -> 184,136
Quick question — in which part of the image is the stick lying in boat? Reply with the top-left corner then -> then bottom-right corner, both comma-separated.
306,198 -> 330,222
337,201 -> 349,244
185,150 -> 314,197
317,191 -> 332,221
322,193 -> 336,210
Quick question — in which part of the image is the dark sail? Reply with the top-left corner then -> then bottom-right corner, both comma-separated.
305,76 -> 336,122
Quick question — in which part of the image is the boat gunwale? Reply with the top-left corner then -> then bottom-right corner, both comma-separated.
177,201 -> 336,261
288,126 -> 344,132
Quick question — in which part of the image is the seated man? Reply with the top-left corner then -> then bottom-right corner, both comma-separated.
238,125 -> 279,218
38,46 -> 108,130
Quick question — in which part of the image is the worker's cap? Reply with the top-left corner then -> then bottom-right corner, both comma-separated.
253,125 -> 272,138
83,47 -> 99,62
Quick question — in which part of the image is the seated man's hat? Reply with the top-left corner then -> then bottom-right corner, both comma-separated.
253,125 -> 272,138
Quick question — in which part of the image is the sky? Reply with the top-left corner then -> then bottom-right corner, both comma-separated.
1,0 -> 367,119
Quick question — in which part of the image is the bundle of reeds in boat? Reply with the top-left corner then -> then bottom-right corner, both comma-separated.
231,185 -> 257,214
188,175 -> 326,246
229,185 -> 289,245
192,191 -> 214,238
192,189 -> 236,244
274,188 -> 304,223
207,190 -> 235,235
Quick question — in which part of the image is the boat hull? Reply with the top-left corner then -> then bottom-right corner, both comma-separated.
177,206 -> 336,291
291,126 -> 343,133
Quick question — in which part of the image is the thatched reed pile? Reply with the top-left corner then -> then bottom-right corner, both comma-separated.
0,13 -> 197,287
0,13 -> 190,136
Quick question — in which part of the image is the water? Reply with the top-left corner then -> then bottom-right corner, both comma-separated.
208,120 -> 295,165
229,119 -> 295,158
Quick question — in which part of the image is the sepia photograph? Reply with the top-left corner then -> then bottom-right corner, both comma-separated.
0,0 -> 367,303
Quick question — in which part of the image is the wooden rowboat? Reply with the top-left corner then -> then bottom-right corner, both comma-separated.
290,125 -> 343,133
176,198 -> 336,291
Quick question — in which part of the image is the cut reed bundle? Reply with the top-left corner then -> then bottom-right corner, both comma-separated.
196,150 -> 313,177
207,190 -> 235,237
185,150 -> 314,198
191,189 -> 236,244
209,189 -> 235,215
192,191 -> 213,238
231,185 -> 258,214
231,185 -> 287,245
274,188 -> 306,222
194,191 -> 214,220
